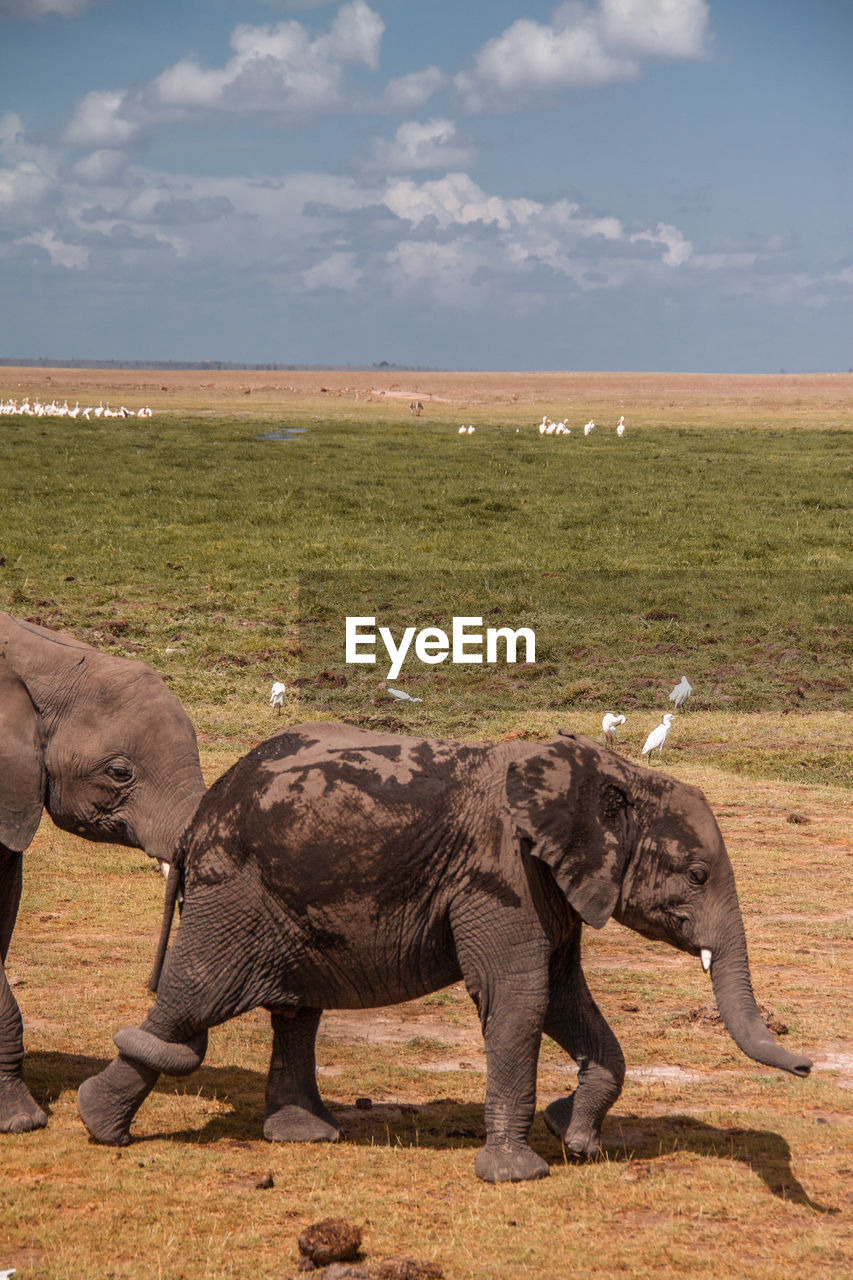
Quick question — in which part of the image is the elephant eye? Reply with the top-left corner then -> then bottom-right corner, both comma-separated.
105,761 -> 134,783
688,866 -> 708,886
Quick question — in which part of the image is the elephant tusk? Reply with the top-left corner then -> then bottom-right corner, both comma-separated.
701,948 -> 713,973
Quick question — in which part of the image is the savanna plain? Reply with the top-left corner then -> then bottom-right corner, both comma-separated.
0,367 -> 851,1279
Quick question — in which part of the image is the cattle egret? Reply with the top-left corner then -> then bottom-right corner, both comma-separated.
467,425 -> 475,434
641,713 -> 673,762
583,419 -> 595,436
387,687 -> 423,703
616,416 -> 625,437
669,676 -> 693,709
602,712 -> 626,749
269,681 -> 286,712
459,426 -> 466,433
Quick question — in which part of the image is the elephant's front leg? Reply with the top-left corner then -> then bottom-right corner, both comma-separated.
0,848 -> 47,1133
542,933 -> 625,1158
263,1008 -> 341,1143
458,930 -> 551,1183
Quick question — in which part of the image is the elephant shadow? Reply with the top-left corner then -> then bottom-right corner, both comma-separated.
29,1051 -> 833,1214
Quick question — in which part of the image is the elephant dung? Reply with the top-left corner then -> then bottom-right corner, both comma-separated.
298,1218 -> 363,1266
372,1260 -> 444,1280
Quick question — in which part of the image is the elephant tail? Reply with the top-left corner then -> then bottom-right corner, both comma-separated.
148,854 -> 183,993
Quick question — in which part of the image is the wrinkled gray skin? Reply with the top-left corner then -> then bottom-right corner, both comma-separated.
0,611 -> 205,1133
77,722 -> 811,1182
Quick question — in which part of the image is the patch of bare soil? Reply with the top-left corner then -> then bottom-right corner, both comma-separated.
3,365 -> 853,413
319,1006 -> 481,1050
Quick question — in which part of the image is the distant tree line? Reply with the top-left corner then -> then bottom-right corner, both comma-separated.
0,358 -> 436,372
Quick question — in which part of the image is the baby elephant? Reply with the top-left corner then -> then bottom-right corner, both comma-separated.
78,723 -> 811,1182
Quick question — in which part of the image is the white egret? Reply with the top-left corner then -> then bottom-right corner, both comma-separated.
641,713 -> 673,762
269,681 -> 286,712
602,712 -> 626,749
669,676 -> 693,709
387,687 -> 423,703
616,416 -> 625,437
583,419 -> 595,436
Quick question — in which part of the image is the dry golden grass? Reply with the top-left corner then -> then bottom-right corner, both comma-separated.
4,364 -> 853,426
1,367 -> 850,1277
2,720 -> 851,1280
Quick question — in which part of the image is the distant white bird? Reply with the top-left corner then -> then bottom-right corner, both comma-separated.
669,676 -> 693,709
0,1268 -> 17,1279
583,419 -> 595,436
641,713 -> 673,762
616,416 -> 625,437
269,681 -> 286,712
602,712 -> 626,750
467,425 -> 475,434
387,687 -> 423,703
458,426 -> 467,433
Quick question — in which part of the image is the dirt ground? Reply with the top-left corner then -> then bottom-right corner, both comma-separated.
3,365 -> 853,415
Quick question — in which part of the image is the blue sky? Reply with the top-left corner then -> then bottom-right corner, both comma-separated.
1,0 -> 851,370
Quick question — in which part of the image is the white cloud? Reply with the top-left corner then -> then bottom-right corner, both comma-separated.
301,249 -> 362,290
61,1 -> 384,144
599,0 -> 709,58
62,89 -> 142,148
70,147 -> 128,184
382,172 -> 541,233
149,0 -> 383,117
0,158 -> 55,210
21,228 -> 89,268
364,119 -> 476,174
456,0 -> 709,110
0,0 -> 100,16
380,66 -> 447,113
630,221 -> 693,266
0,114 -> 57,215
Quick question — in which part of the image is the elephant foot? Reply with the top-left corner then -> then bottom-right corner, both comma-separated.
0,1071 -> 48,1133
543,1095 -> 601,1158
475,1141 -> 549,1183
77,1054 -> 160,1146
263,1102 -> 342,1144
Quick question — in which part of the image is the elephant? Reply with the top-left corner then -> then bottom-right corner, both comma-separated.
77,722 -> 811,1182
0,610 -> 206,1133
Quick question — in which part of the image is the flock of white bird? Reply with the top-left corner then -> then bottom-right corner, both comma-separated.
0,396 -> 153,419
457,415 -> 626,438
269,675 -> 694,767
604,675 -> 694,764
538,413 -> 626,437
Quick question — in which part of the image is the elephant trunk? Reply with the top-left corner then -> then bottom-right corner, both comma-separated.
708,914 -> 811,1077
134,758 -> 205,864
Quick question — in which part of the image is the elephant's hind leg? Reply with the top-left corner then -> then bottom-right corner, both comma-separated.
263,1008 -> 341,1143
543,935 -> 625,1158
0,849 -> 47,1133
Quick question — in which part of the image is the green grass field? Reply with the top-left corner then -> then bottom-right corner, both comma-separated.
1,372 -> 851,1278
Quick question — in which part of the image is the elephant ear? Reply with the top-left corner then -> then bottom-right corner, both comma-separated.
0,660 -> 47,851
505,736 -> 632,929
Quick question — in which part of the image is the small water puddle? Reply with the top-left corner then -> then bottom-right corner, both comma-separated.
256,428 -> 307,442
